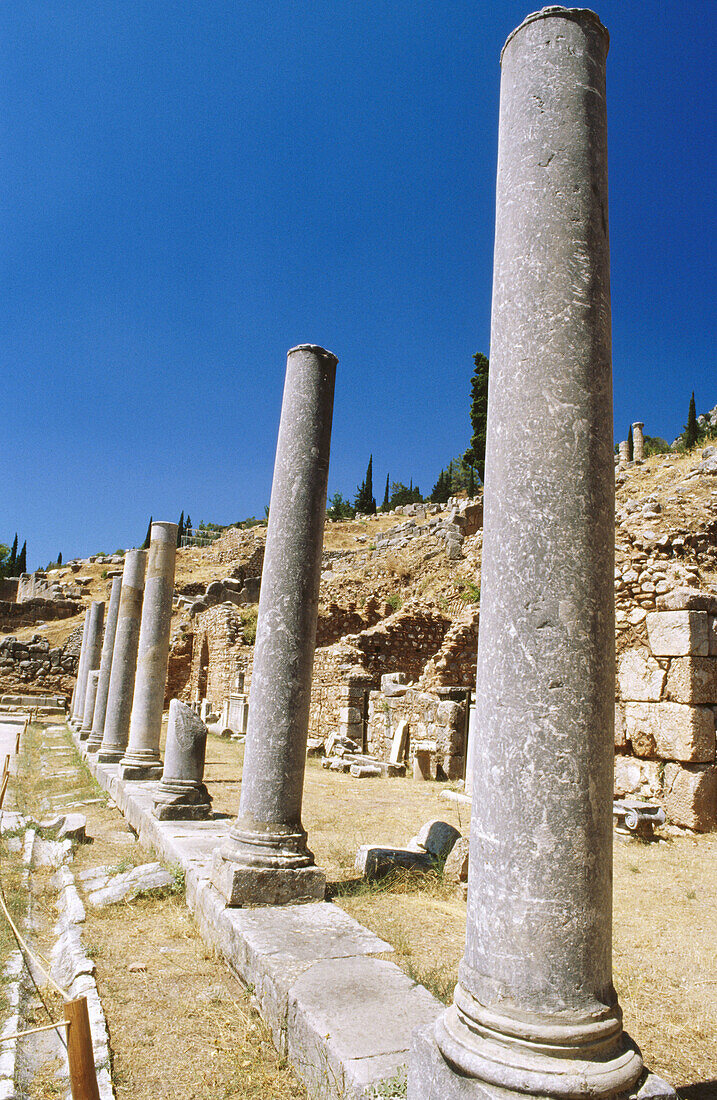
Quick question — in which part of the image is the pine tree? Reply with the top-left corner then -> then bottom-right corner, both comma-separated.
17,541 -> 26,574
142,516 -> 153,550
463,352 -> 490,482
627,424 -> 634,462
177,511 -> 184,547
684,391 -> 701,450
8,534 -> 17,573
382,474 -> 389,511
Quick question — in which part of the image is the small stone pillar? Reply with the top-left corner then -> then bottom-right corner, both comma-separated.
119,523 -> 178,779
632,421 -> 645,462
77,602 -> 105,740
86,576 -> 123,752
152,699 -> 212,819
70,609 -> 91,727
410,9 -> 667,1099
98,550 -> 147,763
211,344 -> 337,906
618,439 -> 630,464
80,671 -> 100,737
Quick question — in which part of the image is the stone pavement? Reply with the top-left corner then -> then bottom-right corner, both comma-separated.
70,722 -> 442,1099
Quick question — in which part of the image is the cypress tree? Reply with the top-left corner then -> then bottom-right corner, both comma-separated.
354,455 -> 377,514
57,552 -> 62,566
17,541 -> 26,574
463,352 -> 490,482
382,474 -> 389,511
142,516 -> 153,550
185,514 -> 192,533
684,391 -> 701,450
627,424 -> 633,462
8,534 -> 17,572
177,511 -> 184,547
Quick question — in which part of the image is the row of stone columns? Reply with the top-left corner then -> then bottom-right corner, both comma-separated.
618,421 -> 645,463
70,523 -> 178,779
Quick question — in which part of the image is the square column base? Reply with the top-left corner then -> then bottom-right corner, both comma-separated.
210,850 -> 326,907
118,762 -> 164,781
408,1025 -> 678,1100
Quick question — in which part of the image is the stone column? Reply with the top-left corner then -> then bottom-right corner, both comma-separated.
77,602 -> 105,740
86,576 -> 122,752
153,700 -> 212,819
212,344 -> 337,906
632,421 -> 645,462
119,523 -> 178,779
618,439 -> 630,464
410,9 -> 664,1099
98,550 -> 147,763
80,671 -> 100,738
70,609 -> 91,727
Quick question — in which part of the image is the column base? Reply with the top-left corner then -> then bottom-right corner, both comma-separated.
85,733 -> 103,753
78,727 -> 92,741
152,781 -> 212,821
118,760 -> 164,780
210,850 -> 326,907
409,1024 -> 677,1100
96,747 -> 124,764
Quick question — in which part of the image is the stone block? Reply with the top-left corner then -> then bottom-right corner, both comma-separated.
617,650 -> 666,702
288,956 -> 442,1100
625,702 -> 715,762
407,820 -> 461,860
646,611 -> 709,657
665,657 -> 717,705
663,763 -> 717,831
211,852 -> 326,907
613,755 -> 661,799
355,845 -> 434,879
441,837 -> 469,885
709,616 -> 717,656
615,702 -> 627,748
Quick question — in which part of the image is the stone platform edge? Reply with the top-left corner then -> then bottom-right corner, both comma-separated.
68,724 -> 443,1099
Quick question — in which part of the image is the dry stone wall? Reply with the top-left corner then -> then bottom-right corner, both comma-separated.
0,629 -> 80,699
366,685 -> 469,780
615,590 -> 717,830
183,605 -> 250,709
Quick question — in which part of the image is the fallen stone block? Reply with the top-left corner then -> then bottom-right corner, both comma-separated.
442,837 -> 469,885
406,820 -> 461,860
349,764 -> 382,778
58,813 -> 88,843
87,862 -> 174,907
355,845 -> 434,879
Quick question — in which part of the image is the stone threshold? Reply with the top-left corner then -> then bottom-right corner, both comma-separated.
69,726 -> 442,1099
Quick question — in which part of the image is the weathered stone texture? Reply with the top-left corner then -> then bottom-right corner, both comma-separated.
665,657 -> 717,705
662,762 -> 717,831
625,701 -> 715,763
617,648 -> 666,701
646,610 -> 710,656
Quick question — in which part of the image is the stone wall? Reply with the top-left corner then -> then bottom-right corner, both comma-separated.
184,605 -> 250,709
0,597 -> 80,631
365,685 -> 469,780
615,590 -> 717,830
0,579 -> 18,602
419,609 -> 480,689
0,630 -> 80,700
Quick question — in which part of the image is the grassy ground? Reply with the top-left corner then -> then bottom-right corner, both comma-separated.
14,721 -> 306,1100
204,735 -> 717,1096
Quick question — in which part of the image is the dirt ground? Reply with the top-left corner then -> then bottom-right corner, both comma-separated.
204,736 -> 717,1096
6,720 -> 716,1099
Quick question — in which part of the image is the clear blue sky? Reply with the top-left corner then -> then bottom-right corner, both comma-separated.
2,1 -> 714,570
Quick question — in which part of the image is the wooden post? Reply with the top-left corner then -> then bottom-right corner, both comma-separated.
64,997 -> 100,1100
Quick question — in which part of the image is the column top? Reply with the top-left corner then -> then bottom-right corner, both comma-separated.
501,7 -> 608,63
632,422 -> 644,429
288,344 -> 338,366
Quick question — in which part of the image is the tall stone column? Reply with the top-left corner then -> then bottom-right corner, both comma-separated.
212,344 -> 337,906
70,610 -> 91,727
86,576 -> 123,752
98,550 -> 148,763
618,439 -> 630,464
77,601 -> 104,740
632,421 -> 645,461
80,671 -> 101,737
119,523 -> 178,779
410,9 -> 670,1099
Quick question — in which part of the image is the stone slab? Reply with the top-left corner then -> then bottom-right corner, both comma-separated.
646,611 -> 709,657
617,650 -> 666,702
663,763 -> 717,831
68,721 -> 438,1098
